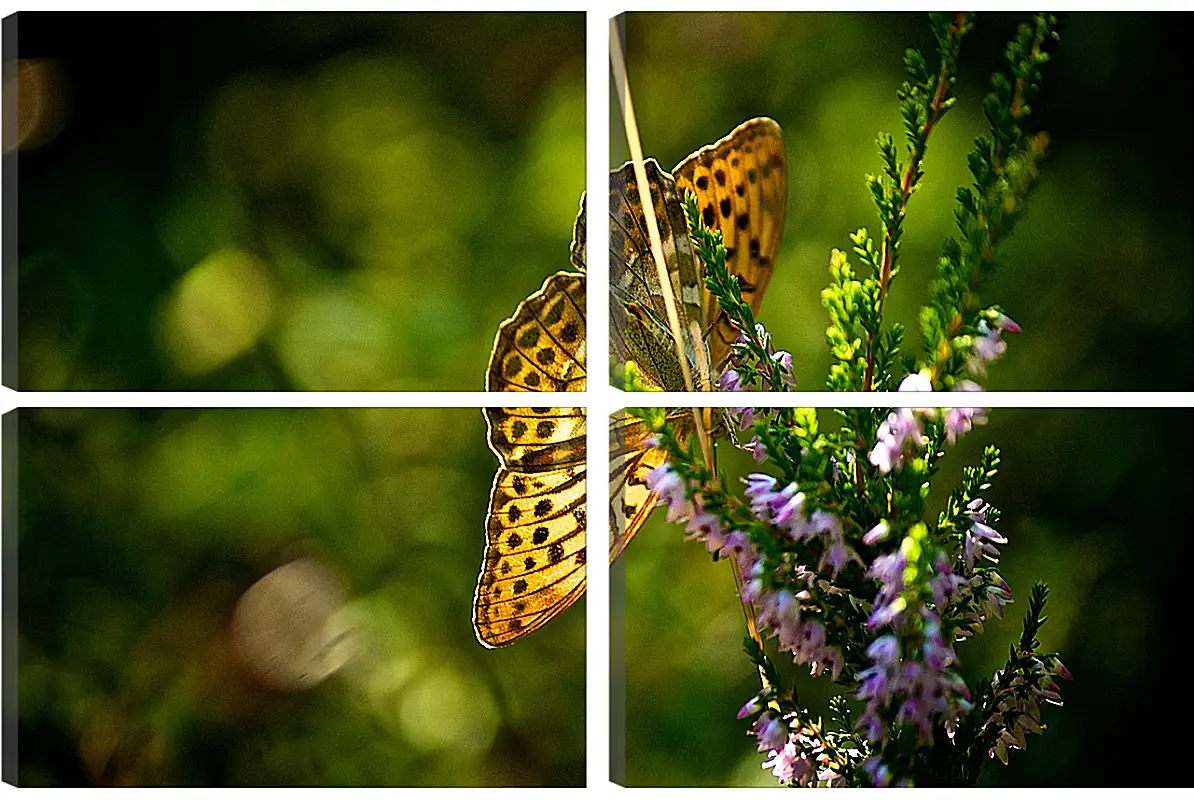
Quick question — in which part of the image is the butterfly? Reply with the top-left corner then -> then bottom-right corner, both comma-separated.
473,118 -> 787,647
609,117 -> 787,562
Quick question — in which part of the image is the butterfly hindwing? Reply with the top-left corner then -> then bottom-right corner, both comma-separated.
608,408 -> 695,563
609,410 -> 666,562
609,159 -> 708,391
475,458 -> 587,648
609,159 -> 706,341
485,407 -> 586,469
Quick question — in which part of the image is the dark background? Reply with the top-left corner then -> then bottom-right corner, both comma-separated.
616,12 -> 1193,391
14,407 -> 585,786
12,12 -> 584,390
620,406 -> 1191,787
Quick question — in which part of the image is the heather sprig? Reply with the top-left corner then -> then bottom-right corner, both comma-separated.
637,14 -> 1067,786
640,400 -> 1067,786
688,15 -> 1060,398
919,14 -> 1061,387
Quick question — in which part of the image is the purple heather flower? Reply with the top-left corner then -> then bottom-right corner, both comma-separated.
744,475 -> 812,540
857,665 -> 889,707
771,486 -> 807,529
744,472 -> 777,497
1049,656 -> 1073,681
770,350 -> 798,390
869,408 -> 926,474
921,611 -> 955,672
858,712 -> 884,747
720,530 -> 759,574
763,738 -> 815,786
866,634 -> 900,666
991,311 -> 1022,334
869,550 -> 907,596
742,560 -> 767,607
861,757 -> 892,787
762,741 -> 797,784
753,712 -> 788,753
930,551 -> 963,609
968,314 -> 1019,376
703,525 -> 728,557
965,574 -> 1013,629
793,619 -> 826,658
964,520 -> 1008,569
896,372 -> 938,423
818,538 -> 858,577
955,379 -> 984,393
684,507 -> 725,555
944,406 -> 988,444
867,598 -> 906,630
737,695 -> 763,720
817,767 -> 846,788
645,463 -> 694,523
807,509 -> 842,540
868,436 -> 900,474
816,647 -> 845,682
863,520 -> 891,546
721,368 -> 742,392
758,589 -> 801,638
973,320 -> 1006,362
804,510 -> 859,577
644,463 -> 681,503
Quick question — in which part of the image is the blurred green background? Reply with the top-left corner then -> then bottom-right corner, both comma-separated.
14,407 -> 585,786
616,12 -> 1193,391
619,407 -> 1190,787
14,12 -> 584,390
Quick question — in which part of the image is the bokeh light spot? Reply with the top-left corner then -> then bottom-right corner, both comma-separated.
160,248 -> 276,374
398,665 -> 498,755
272,289 -> 388,390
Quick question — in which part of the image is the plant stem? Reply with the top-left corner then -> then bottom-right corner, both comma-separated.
863,11 -> 968,393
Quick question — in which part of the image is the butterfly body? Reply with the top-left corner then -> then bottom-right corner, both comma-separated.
474,118 -> 787,647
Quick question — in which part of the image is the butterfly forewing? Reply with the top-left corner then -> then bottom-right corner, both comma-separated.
609,410 -> 666,562
672,117 -> 788,372
487,271 -> 587,393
